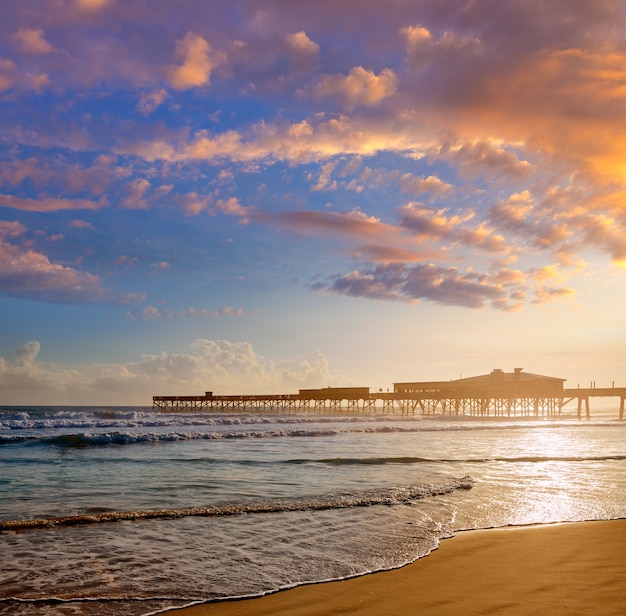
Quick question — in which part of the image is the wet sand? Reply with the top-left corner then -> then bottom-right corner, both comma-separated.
165,519 -> 626,616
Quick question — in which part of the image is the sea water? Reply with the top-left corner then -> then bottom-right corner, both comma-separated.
1,406 -> 626,615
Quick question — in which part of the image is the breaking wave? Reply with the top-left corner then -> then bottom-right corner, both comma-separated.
0,477 -> 474,530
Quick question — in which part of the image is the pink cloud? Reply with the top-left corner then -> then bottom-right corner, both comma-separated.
137,89 -> 168,115
0,194 -> 103,212
70,219 -> 96,229
12,28 -> 55,54
215,197 -> 251,222
0,59 -> 18,91
269,209 -> 389,238
0,232 -> 143,305
321,262 -> 528,311
121,178 -> 150,210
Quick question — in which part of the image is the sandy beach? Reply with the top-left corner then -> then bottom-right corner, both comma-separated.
166,519 -> 626,616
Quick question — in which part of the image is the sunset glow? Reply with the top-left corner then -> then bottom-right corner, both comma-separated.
1,1 -> 625,404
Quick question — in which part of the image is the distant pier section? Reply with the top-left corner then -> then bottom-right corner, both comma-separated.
153,368 -> 626,420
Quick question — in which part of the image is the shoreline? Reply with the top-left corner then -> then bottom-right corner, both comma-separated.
164,519 -> 626,616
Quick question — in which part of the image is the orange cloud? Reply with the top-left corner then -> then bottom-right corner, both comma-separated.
167,32 -> 225,90
285,31 -> 319,57
446,47 -> 626,184
308,66 -> 398,108
123,114 -> 440,164
74,0 -> 112,11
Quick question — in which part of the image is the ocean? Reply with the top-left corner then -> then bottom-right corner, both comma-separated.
1,404 -> 625,615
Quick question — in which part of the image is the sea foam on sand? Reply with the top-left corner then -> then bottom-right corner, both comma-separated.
164,519 -> 626,616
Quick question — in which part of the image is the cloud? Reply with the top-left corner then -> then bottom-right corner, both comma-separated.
321,263 -> 527,311
402,24 -> 482,70
285,31 -> 319,57
401,25 -> 434,70
398,202 -> 509,255
70,219 -> 96,229
0,156 -> 130,197
126,305 -> 245,320
262,207 -> 454,264
0,59 -> 19,91
397,173 -> 453,198
179,192 -> 252,220
268,209 -> 388,238
285,31 -> 320,71
121,178 -> 151,210
215,197 -> 251,219
0,194 -> 103,212
440,141 -> 533,180
308,66 -> 398,108
137,89 -> 168,115
14,340 -> 40,365
74,0 -> 112,10
0,339 -> 340,404
0,223 -> 143,305
0,57 -> 49,92
310,161 -> 337,191
122,114 -> 437,165
351,244 -> 441,264
12,28 -> 55,54
533,285 -> 576,305
2,0 -> 626,317
167,32 -> 225,90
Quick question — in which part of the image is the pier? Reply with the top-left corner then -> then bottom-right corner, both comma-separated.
563,387 -> 626,420
153,369 -> 626,419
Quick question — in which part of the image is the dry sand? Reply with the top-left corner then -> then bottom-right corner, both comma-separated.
166,519 -> 626,616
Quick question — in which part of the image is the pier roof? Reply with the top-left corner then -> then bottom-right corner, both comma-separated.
455,368 -> 566,384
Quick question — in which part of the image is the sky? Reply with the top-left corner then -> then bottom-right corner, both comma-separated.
1,0 -> 626,405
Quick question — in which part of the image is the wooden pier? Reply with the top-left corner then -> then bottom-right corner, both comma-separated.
153,369 -> 626,419
563,387 -> 626,420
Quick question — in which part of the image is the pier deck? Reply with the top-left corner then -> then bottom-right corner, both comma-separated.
153,372 -> 626,419
153,390 -> 626,419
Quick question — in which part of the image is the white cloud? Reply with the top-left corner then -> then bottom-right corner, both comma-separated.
0,339 -> 341,404
126,305 -> 245,320
14,340 -> 41,365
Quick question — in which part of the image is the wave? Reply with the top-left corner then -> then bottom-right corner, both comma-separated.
289,456 -> 433,465
292,454 -> 626,465
0,477 -> 473,531
0,424 -> 460,447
